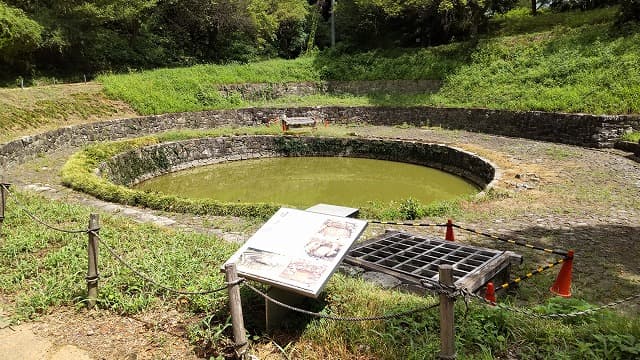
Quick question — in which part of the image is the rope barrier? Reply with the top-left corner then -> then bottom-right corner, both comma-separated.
366,218 -> 570,256
367,220 -> 447,227
495,257 -> 570,290
2,187 -> 636,321
244,283 -> 440,321
92,230 -> 236,295
461,288 -> 640,319
1,184 -> 88,234
419,275 -> 640,319
451,223 -> 569,256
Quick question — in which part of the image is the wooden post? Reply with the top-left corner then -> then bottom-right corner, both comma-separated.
0,184 -> 9,231
439,265 -> 456,360
87,213 -> 99,309
225,263 -> 248,359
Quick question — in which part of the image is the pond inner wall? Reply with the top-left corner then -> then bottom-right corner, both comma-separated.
99,136 -> 497,190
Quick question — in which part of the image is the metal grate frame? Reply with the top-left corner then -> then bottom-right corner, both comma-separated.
346,231 -> 520,291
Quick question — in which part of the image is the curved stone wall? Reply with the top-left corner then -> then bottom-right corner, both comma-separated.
99,136 -> 498,191
2,105 -> 638,169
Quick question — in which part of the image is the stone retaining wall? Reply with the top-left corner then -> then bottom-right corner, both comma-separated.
615,141 -> 640,157
217,80 -> 442,100
1,105 -> 639,169
100,136 -> 497,190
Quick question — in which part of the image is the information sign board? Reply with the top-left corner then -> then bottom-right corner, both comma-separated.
224,208 -> 368,297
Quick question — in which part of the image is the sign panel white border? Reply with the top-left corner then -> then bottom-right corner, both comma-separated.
224,208 -> 368,297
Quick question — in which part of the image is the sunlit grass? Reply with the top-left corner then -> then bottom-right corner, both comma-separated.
0,191 -> 237,318
99,9 -> 639,116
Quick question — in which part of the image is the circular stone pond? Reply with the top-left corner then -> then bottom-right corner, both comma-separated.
133,157 -> 479,208
98,135 -> 498,211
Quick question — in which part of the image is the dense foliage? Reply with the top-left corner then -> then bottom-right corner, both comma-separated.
334,0 -> 518,48
0,2 -> 42,68
0,0 -> 522,77
0,0 -> 314,74
619,0 -> 640,22
2,0 -> 637,83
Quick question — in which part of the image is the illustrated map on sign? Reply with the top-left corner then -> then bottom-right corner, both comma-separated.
224,208 -> 368,297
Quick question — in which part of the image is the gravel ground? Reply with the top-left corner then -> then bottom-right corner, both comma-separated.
2,124 -> 639,359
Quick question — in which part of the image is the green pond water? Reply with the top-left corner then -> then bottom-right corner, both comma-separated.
134,157 -> 479,208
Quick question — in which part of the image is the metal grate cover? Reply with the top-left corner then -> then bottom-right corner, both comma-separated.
346,231 -> 507,287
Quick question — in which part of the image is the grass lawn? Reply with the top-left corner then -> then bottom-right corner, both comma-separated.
1,189 -> 639,359
0,83 -> 136,143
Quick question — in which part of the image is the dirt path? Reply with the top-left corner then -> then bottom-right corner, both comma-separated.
1,125 -> 639,358
0,324 -> 90,360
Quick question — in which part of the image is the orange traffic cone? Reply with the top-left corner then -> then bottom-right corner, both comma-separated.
445,219 -> 455,241
485,282 -> 496,304
550,250 -> 574,298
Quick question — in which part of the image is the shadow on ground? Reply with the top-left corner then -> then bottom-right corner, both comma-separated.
494,224 -> 640,308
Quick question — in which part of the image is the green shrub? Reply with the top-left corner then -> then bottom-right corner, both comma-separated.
621,131 -> 640,143
61,128 -> 294,219
0,3 -> 42,70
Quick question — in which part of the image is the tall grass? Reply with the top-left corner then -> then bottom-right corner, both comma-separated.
99,7 -> 640,116
432,23 -> 640,114
488,6 -> 619,36
98,57 -> 321,114
296,276 -> 640,359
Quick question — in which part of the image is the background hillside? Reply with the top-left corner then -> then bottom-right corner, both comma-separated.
99,7 -> 640,115
1,4 -> 639,142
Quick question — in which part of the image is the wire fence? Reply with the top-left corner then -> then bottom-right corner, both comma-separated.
244,283 -> 440,321
1,183 -> 638,323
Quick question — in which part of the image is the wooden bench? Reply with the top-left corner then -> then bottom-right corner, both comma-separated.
280,115 -> 317,131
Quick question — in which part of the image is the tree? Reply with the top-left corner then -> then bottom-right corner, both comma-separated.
333,0 -> 512,49
248,0 -> 310,57
618,0 -> 640,22
0,2 -> 42,71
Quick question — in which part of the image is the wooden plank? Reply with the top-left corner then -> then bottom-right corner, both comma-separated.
284,116 -> 316,126
455,252 -> 512,292
282,116 -> 316,130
